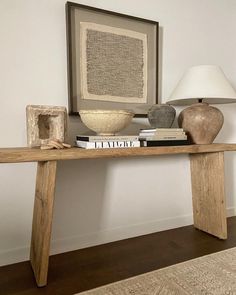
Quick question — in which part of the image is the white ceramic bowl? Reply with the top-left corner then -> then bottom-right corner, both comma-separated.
79,109 -> 134,135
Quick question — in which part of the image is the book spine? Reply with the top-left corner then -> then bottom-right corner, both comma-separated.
140,128 -> 184,132
76,136 -> 139,142
141,140 -> 190,147
139,131 -> 185,136
139,135 -> 187,140
76,140 -> 140,149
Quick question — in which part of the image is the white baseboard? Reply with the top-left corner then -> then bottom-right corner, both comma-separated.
0,207 -> 235,267
227,207 -> 236,217
50,213 -> 194,256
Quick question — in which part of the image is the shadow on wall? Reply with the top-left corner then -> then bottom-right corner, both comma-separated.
217,104 -> 236,214
215,104 -> 236,143
52,158 -> 110,245
206,104 -> 236,215
224,153 -> 235,215
50,153 -> 192,254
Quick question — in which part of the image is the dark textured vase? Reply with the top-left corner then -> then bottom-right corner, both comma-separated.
148,104 -> 176,128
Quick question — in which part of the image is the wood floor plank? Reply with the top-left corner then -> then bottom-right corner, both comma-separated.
1,217 -> 236,295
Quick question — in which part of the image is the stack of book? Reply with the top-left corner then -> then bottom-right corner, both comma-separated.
75,135 -> 140,149
139,128 -> 190,146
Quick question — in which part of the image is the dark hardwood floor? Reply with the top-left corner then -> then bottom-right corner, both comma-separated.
1,217 -> 236,295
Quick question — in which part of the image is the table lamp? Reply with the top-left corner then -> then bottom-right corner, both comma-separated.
167,65 -> 236,144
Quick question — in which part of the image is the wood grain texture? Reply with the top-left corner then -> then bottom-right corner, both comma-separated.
1,144 -> 234,287
190,152 -> 227,239
0,144 -> 236,163
30,161 -> 57,287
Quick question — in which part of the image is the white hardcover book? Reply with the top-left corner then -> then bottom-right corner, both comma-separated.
75,140 -> 140,149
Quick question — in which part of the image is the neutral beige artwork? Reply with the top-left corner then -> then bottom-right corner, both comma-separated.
80,22 -> 148,103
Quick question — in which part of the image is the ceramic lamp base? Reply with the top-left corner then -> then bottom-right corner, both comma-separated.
178,102 -> 224,144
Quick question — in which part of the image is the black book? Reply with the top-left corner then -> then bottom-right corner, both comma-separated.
141,140 -> 191,147
76,135 -> 139,142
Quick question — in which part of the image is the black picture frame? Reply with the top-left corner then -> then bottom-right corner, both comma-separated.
66,2 -> 159,117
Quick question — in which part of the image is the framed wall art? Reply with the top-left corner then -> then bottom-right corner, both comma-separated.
66,2 -> 159,117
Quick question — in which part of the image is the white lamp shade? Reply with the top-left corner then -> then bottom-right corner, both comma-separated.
167,65 -> 236,105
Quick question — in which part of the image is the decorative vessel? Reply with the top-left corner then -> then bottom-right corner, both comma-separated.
79,109 -> 134,135
178,102 -> 224,144
148,104 -> 176,128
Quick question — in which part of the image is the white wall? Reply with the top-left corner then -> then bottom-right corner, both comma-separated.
0,0 -> 236,266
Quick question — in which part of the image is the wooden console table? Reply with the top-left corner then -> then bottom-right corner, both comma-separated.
0,143 -> 236,287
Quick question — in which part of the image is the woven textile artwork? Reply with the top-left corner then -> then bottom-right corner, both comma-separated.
80,22 -> 147,103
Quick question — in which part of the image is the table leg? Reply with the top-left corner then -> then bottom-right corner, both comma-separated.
190,152 -> 227,239
30,161 -> 57,287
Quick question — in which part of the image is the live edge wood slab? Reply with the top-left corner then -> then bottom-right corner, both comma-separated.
1,143 -> 236,287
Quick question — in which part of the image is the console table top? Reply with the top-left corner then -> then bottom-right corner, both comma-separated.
0,143 -> 236,163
